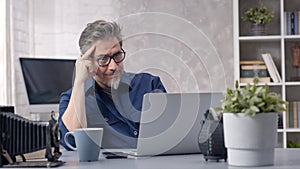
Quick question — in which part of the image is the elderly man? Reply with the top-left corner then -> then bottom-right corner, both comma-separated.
58,20 -> 166,150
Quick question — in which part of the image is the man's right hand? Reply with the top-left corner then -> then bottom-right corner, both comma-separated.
74,45 -> 98,85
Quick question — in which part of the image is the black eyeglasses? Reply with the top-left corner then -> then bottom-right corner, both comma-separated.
93,48 -> 126,67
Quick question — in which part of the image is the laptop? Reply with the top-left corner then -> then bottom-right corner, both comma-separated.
127,92 -> 223,156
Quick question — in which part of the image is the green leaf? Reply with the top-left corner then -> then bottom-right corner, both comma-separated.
221,77 -> 286,116
241,5 -> 274,24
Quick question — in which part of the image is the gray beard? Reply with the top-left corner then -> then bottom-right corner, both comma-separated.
111,77 -> 121,90
98,76 -> 121,90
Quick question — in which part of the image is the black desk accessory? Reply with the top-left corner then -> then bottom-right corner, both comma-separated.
102,152 -> 128,159
198,108 -> 227,162
0,106 -> 64,167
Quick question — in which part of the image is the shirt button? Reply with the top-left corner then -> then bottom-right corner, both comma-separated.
104,117 -> 109,122
133,131 -> 138,136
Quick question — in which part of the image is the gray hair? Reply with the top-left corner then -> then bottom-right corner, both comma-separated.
79,20 -> 122,54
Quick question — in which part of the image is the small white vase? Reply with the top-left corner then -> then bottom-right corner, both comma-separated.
223,113 -> 278,167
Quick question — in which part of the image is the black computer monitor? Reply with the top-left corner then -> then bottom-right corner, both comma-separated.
19,58 -> 76,113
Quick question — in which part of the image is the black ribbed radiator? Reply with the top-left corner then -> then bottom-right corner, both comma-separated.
0,107 -> 64,167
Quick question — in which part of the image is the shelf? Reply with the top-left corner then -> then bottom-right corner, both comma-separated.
235,0 -> 300,148
286,128 -> 300,132
239,82 -> 283,86
278,129 -> 284,132
239,36 -> 281,41
284,35 -> 300,40
285,82 -> 300,86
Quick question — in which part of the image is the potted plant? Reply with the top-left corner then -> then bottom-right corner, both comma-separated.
220,78 -> 286,166
241,5 -> 274,35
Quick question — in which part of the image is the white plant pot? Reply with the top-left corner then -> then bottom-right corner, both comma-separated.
223,113 -> 278,167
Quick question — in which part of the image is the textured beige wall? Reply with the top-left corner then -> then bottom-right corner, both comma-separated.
10,0 -> 234,118
119,0 -> 234,92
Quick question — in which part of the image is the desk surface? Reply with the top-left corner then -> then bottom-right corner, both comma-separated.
53,148 -> 300,169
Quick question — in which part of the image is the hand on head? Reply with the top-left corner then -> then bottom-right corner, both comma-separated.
74,45 -> 98,85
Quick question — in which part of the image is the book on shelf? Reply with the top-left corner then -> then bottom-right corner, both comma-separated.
261,53 -> 282,83
286,11 -> 291,35
284,11 -> 300,35
289,102 -> 293,128
293,102 -> 298,128
240,60 -> 265,65
286,103 -> 289,128
240,77 -> 270,83
277,113 -> 283,129
298,102 -> 300,128
240,64 -> 268,78
292,11 -> 299,35
241,65 -> 267,69
299,11 -> 300,35
286,101 -> 300,128
291,11 -> 295,35
278,113 -> 283,129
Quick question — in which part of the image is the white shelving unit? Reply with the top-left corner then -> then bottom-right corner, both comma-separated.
234,0 -> 300,148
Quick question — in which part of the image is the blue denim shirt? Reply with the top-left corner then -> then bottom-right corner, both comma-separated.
58,72 -> 166,150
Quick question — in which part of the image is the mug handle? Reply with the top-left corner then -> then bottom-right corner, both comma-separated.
64,131 -> 77,151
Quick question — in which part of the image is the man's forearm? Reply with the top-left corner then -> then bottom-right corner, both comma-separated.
61,82 -> 87,131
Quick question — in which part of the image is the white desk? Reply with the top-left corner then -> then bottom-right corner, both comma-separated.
56,148 -> 300,169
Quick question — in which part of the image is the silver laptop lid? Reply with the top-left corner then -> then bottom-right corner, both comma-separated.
136,92 -> 223,156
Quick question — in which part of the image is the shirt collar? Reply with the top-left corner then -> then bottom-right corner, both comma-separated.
119,71 -> 132,88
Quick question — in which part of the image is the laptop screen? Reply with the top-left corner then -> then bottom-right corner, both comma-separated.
136,92 -> 223,156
